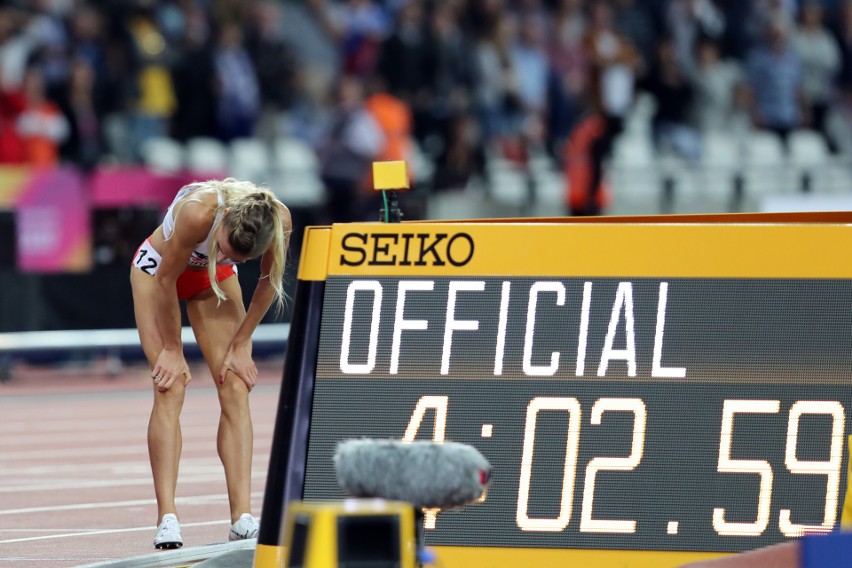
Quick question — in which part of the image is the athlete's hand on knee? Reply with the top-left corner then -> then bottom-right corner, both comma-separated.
218,341 -> 257,391
152,348 -> 192,392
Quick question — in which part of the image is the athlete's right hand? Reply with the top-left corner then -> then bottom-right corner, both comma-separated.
152,348 -> 192,392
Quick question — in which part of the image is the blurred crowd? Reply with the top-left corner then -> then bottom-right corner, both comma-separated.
1,0 -> 852,217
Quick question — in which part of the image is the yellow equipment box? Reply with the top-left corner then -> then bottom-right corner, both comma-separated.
282,499 -> 418,568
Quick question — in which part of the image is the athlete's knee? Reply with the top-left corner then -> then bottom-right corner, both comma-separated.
217,374 -> 249,403
153,383 -> 186,412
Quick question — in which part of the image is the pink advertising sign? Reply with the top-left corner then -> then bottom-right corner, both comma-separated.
14,168 -> 92,273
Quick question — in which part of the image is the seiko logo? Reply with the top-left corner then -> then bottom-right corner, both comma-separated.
339,232 -> 475,267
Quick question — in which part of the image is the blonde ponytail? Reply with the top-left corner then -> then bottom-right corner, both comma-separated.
182,179 -> 289,309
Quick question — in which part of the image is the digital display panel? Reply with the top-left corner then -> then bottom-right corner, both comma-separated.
258,217 -> 852,568
304,276 -> 852,554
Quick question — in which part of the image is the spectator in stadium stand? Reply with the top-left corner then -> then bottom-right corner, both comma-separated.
687,37 -> 748,136
287,0 -> 343,107
640,36 -> 701,162
363,73 -> 415,211
209,0 -> 255,31
512,0 -> 551,22
244,0 -> 298,144
432,113 -> 486,193
581,0 -> 641,212
612,0 -> 657,68
836,0 -> 852,92
325,0 -> 390,77
718,0 -> 758,61
364,74 -> 413,171
833,0 -> 852,153
792,0 -> 842,153
583,0 -> 641,130
213,22 -> 260,142
749,0 -> 798,42
507,11 -> 551,171
169,4 -> 217,142
0,9 -> 31,94
563,112 -> 612,216
511,14 -> 550,131
551,0 -> 588,51
318,74 -> 385,223
67,5 -> 111,117
377,0 -> 429,125
746,17 -> 804,145
473,12 -> 525,140
0,70 -> 26,163
125,4 -> 177,162
16,65 -> 68,166
58,57 -> 105,172
280,0 -> 339,152
421,1 -> 477,144
546,0 -> 589,156
666,0 -> 727,74
25,0 -> 71,105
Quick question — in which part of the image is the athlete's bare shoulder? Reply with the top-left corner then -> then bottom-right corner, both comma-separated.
176,186 -> 219,209
171,190 -> 217,243
276,201 -> 292,232
176,188 -> 218,217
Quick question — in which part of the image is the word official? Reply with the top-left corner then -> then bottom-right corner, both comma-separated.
338,279 -> 686,379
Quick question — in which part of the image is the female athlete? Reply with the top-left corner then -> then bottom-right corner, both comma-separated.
130,178 -> 291,549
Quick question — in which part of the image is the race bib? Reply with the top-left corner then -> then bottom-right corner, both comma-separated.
133,240 -> 162,275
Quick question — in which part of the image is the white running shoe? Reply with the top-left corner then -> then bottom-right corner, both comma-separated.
229,513 -> 259,541
154,513 -> 183,549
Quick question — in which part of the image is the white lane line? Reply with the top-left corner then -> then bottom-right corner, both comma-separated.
0,427 -> 225,448
0,468 -> 268,493
0,519 -> 230,545
1,529 -> 115,533
0,459 -> 259,477
0,476 -> 218,493
0,436 -> 272,462
0,445 -> 149,461
1,411 -> 277,433
0,491 -> 262,517
3,420 -> 147,434
0,462 -> 216,476
0,559 -> 109,562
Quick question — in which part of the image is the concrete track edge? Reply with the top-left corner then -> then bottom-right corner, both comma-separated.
76,539 -> 257,568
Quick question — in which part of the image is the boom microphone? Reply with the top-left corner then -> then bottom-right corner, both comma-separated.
334,439 -> 492,510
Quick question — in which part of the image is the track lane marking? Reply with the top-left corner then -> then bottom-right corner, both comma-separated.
0,519 -> 234,544
0,469 -> 268,493
0,491 -> 263,517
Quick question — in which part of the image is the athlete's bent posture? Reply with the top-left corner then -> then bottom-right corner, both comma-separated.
130,179 -> 291,549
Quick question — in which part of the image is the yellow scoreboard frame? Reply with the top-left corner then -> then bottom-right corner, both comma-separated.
254,211 -> 852,568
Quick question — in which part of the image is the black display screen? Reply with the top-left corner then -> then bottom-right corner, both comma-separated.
303,276 -> 852,553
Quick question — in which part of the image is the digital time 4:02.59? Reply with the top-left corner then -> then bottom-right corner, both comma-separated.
402,395 -> 845,539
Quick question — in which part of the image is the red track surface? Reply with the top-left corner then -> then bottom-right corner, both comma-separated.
0,357 -> 285,567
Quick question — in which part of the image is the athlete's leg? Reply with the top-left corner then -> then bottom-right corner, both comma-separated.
131,267 -> 187,525
185,275 -> 252,524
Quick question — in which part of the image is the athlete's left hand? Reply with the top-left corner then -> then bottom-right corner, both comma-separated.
219,340 -> 257,391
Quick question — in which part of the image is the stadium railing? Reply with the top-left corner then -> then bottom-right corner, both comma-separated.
0,322 -> 290,383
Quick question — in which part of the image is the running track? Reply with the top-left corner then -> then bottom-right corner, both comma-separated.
0,357 -> 284,567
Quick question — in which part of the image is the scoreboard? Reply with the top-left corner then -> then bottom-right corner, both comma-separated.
255,213 -> 852,568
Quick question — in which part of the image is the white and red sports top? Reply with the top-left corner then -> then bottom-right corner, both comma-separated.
162,184 -> 225,270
